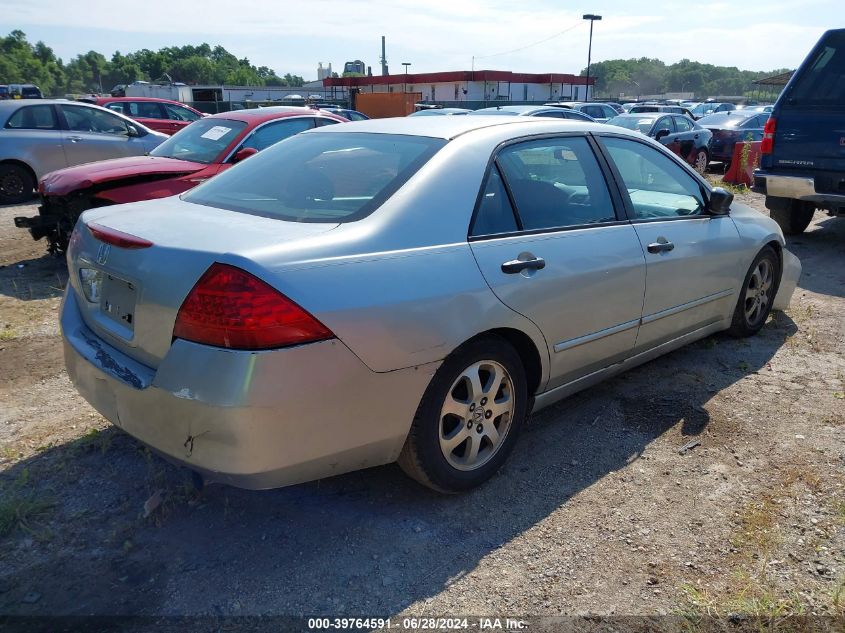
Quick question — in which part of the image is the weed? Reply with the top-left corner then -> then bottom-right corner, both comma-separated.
0,326 -> 17,341
0,470 -> 55,539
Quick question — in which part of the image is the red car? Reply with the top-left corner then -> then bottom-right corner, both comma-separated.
27,107 -> 347,251
95,97 -> 206,135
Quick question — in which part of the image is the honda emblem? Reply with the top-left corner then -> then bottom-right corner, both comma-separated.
96,243 -> 111,265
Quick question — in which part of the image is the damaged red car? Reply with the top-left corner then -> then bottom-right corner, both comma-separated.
21,107 -> 346,251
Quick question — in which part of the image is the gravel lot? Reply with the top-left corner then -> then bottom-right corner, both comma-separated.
0,190 -> 843,625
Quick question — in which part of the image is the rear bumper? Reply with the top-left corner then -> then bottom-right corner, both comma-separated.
773,248 -> 801,311
753,171 -> 845,207
61,288 -> 439,489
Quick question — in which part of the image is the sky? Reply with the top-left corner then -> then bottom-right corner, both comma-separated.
0,0 -> 838,81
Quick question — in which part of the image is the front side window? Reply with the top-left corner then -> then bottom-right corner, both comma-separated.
5,104 -> 58,130
495,136 -> 615,230
470,164 -> 518,236
652,116 -> 675,137
183,132 -> 446,223
105,103 -> 126,115
60,105 -> 130,135
164,103 -> 201,122
674,116 -> 693,132
151,118 -> 247,164
240,118 -> 316,152
601,136 -> 706,219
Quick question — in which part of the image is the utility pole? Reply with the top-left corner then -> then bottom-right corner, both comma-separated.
402,62 -> 411,93
582,14 -> 602,101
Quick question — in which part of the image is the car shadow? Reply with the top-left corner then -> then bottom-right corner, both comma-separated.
0,254 -> 67,301
785,214 -> 845,299
0,313 -> 797,617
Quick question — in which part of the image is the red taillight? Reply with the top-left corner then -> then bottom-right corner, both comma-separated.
173,263 -> 334,350
760,117 -> 776,154
88,222 -> 153,249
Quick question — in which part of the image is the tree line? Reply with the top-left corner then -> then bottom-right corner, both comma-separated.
583,57 -> 791,99
0,30 -> 306,96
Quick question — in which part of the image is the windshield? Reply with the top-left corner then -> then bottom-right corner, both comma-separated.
183,132 -> 447,223
607,116 -> 654,134
150,118 -> 247,164
785,29 -> 845,108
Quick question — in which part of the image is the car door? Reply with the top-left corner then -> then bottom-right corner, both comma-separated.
162,102 -> 202,134
2,103 -> 68,177
672,115 -> 698,163
468,134 -> 646,390
597,135 -> 745,352
58,104 -> 149,166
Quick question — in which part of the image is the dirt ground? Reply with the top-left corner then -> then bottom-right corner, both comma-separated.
0,188 -> 843,627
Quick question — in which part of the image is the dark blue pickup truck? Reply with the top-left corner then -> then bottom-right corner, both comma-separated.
753,28 -> 845,234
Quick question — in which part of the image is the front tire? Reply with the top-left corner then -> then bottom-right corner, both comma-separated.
693,149 -> 709,174
0,163 -> 35,205
769,199 -> 815,235
398,336 -> 528,493
728,246 -> 780,337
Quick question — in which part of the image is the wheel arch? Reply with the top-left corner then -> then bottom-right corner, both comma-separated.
0,159 -> 37,185
471,327 -> 544,398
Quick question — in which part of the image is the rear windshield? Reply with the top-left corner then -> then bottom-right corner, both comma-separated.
183,132 -> 447,223
784,29 -> 845,108
150,118 -> 247,164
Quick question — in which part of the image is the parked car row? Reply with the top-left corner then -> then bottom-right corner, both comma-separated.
14,105 -> 346,251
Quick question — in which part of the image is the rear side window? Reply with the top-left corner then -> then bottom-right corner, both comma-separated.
5,105 -> 57,130
495,136 -> 616,230
785,30 -> 845,108
183,132 -> 446,222
471,164 -> 518,236
128,101 -> 165,119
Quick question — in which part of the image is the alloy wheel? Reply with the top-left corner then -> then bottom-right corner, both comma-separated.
744,258 -> 773,326
694,150 -> 708,174
438,360 -> 515,472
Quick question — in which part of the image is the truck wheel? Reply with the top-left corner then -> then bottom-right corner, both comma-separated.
769,200 -> 815,235
0,163 -> 35,204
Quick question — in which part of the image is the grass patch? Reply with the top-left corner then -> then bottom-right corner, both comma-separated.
0,325 -> 17,341
0,469 -> 55,539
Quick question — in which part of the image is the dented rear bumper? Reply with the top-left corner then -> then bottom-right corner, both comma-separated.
61,287 -> 438,489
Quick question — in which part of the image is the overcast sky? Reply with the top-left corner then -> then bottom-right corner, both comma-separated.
0,0 -> 836,80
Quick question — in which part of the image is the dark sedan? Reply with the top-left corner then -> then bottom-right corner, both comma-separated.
697,111 -> 770,164
606,113 -> 712,173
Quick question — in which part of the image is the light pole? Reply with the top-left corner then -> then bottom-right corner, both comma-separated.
582,14 -> 602,101
402,62 -> 411,93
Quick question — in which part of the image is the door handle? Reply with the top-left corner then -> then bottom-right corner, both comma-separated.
67,135 -> 83,142
501,257 -> 546,274
647,239 -> 675,254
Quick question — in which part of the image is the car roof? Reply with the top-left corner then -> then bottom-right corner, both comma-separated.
610,112 -> 664,119
96,96 -> 188,106
469,105 -> 564,115
308,115 -> 610,140
206,106 -> 342,124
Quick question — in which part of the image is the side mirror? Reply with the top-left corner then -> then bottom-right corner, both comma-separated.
708,187 -> 733,215
655,129 -> 670,141
127,125 -> 140,137
233,147 -> 258,163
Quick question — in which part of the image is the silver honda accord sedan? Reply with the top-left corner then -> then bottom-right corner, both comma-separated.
61,116 -> 801,493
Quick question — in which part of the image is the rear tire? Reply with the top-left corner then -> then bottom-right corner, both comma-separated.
769,200 -> 815,235
398,336 -> 528,493
0,163 -> 35,205
727,246 -> 780,337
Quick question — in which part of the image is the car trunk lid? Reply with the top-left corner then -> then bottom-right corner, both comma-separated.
66,196 -> 339,369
